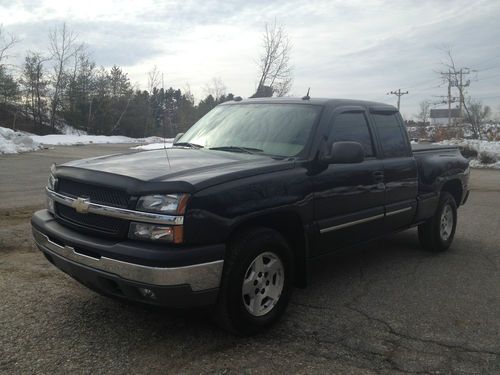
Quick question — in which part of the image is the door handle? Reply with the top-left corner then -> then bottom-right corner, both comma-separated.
372,171 -> 384,183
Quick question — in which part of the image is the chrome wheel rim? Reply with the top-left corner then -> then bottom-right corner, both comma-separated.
440,204 -> 454,241
242,251 -> 285,317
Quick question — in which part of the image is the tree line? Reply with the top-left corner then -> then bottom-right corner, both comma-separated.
0,21 -> 293,137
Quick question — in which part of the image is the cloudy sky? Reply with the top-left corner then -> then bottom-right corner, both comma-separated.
1,0 -> 500,118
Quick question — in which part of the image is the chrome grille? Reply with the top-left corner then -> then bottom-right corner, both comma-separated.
57,178 -> 129,208
56,203 -> 126,236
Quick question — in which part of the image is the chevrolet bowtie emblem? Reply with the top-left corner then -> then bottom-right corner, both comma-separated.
72,197 -> 91,214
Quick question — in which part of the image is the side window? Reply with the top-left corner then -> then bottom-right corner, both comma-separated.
372,113 -> 408,157
329,112 -> 374,157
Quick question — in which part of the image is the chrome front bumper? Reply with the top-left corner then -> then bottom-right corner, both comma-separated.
32,228 -> 223,292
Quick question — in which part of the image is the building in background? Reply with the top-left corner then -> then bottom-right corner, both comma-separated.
430,108 -> 461,125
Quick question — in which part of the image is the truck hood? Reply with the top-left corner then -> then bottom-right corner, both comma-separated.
58,148 -> 295,192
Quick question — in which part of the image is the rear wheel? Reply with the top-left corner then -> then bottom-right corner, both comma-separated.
418,192 -> 457,252
213,227 -> 294,335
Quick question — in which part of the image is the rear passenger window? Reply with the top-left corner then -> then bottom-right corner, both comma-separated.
372,113 -> 408,157
329,112 -> 374,157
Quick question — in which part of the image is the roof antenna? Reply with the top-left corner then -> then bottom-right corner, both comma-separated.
302,88 -> 311,100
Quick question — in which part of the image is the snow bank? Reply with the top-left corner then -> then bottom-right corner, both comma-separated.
30,134 -> 165,146
0,125 -> 169,155
436,139 -> 500,155
469,158 -> 500,169
434,139 -> 500,169
0,127 -> 42,154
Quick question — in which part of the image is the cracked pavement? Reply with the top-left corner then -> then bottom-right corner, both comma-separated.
1,144 -> 499,374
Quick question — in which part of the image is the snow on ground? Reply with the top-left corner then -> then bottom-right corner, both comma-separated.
435,139 -> 500,169
0,126 -> 168,155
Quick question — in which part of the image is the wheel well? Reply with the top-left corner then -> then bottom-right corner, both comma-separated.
441,179 -> 462,206
228,212 -> 308,288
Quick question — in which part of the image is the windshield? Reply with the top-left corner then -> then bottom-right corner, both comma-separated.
177,103 -> 322,157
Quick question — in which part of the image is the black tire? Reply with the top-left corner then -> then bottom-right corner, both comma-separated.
212,227 -> 294,335
418,192 -> 458,252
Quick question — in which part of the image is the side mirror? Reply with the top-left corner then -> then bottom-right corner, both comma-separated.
323,141 -> 364,164
173,133 -> 184,144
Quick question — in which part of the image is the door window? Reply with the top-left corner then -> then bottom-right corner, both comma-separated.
329,112 -> 374,157
372,113 -> 409,157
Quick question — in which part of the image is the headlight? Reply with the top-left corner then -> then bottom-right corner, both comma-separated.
128,222 -> 183,243
136,194 -> 188,215
47,173 -> 56,191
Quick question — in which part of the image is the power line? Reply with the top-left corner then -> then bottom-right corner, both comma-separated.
476,72 -> 500,81
401,77 -> 442,90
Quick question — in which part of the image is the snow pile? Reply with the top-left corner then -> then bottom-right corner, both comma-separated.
132,140 -> 174,150
56,123 -> 88,136
435,139 -> 500,169
0,127 -> 42,154
30,134 -> 165,146
0,125 -> 169,155
469,158 -> 500,169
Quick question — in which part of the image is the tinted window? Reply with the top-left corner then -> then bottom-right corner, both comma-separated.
329,112 -> 374,157
372,113 -> 408,157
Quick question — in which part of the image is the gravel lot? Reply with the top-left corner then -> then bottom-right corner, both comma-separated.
1,145 -> 499,374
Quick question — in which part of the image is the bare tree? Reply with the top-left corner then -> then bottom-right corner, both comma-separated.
0,25 -> 18,66
48,23 -> 83,130
147,65 -> 161,92
252,21 -> 293,98
464,99 -> 490,136
416,100 -> 431,125
204,77 -> 226,101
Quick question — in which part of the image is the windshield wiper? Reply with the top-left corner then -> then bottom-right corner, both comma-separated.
209,146 -> 264,154
173,142 -> 204,149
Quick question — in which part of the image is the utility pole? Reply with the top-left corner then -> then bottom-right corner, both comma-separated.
438,68 -> 471,125
456,68 -> 471,118
387,89 -> 409,110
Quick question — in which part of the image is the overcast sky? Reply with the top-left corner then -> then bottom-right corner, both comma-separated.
1,0 -> 500,118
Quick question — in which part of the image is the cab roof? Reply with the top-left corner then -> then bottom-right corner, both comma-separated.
220,97 -> 398,112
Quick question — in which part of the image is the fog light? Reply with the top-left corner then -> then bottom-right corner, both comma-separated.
47,197 -> 55,214
138,287 -> 156,300
128,222 -> 174,242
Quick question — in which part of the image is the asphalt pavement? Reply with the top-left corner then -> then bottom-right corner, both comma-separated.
0,144 -> 499,374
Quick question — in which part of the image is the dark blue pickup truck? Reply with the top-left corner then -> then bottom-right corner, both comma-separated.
32,98 -> 470,334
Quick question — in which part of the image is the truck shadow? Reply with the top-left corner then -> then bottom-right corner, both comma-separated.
62,228 -> 432,338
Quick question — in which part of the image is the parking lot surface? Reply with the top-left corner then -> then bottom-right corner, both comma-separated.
1,145 -> 499,374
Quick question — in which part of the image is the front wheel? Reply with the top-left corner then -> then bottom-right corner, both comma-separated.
213,227 -> 294,335
418,192 -> 458,252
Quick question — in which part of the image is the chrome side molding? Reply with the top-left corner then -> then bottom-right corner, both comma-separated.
386,206 -> 412,217
320,213 -> 384,234
33,228 -> 223,291
319,206 -> 413,234
46,187 -> 184,225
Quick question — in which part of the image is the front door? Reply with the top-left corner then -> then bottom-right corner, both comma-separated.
311,108 -> 385,255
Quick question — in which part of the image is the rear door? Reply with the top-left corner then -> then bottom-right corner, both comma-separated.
311,107 -> 385,255
369,108 -> 418,231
